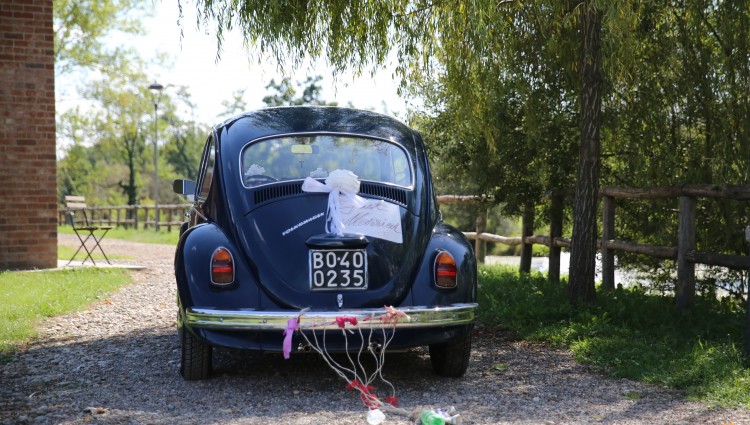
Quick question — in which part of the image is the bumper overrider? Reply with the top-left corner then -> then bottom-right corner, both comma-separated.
185,303 -> 478,331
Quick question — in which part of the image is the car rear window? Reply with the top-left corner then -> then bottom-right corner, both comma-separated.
240,135 -> 412,188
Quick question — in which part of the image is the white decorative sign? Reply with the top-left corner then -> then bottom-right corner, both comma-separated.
339,197 -> 403,244
301,170 -> 403,244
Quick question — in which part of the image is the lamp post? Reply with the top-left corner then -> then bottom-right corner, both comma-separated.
148,81 -> 163,231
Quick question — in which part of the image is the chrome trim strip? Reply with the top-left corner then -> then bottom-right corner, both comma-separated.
185,303 -> 477,331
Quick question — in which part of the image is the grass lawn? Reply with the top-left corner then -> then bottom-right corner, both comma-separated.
2,228 -> 172,363
0,267 -> 131,362
477,264 -> 750,408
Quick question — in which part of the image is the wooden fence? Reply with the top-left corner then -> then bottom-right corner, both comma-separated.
59,186 -> 750,354
62,185 -> 750,304
438,184 -> 750,308
58,204 -> 191,232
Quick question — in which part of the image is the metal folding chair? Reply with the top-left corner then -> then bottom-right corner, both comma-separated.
65,196 -> 113,266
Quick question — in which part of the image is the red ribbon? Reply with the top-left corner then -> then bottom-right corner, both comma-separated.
335,316 -> 359,328
347,379 -> 378,408
385,396 -> 398,407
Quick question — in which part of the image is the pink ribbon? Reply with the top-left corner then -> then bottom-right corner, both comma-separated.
282,317 -> 298,359
380,306 -> 409,326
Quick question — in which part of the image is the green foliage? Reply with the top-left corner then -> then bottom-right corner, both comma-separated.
55,0 -> 204,207
163,87 -> 210,181
478,264 -> 750,406
478,265 -> 573,331
262,76 -> 338,107
0,268 -> 131,359
57,68 -> 208,206
54,0 -> 150,75
600,1 -> 750,278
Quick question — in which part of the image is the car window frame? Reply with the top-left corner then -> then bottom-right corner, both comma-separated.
195,134 -> 216,201
237,132 -> 415,190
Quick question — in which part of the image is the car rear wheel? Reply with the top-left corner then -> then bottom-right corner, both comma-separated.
180,327 -> 212,380
428,333 -> 472,377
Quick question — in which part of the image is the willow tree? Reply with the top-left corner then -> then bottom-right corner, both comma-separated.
187,0 -> 637,304
407,2 -> 581,276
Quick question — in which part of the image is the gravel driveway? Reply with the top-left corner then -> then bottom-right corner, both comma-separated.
1,235 -> 749,424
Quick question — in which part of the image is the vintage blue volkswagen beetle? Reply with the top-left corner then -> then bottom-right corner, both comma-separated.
173,106 -> 477,380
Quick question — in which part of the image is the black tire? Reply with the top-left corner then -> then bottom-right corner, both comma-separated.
428,333 -> 472,377
180,327 -> 212,380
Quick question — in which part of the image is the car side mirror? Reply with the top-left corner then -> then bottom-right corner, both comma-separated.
173,179 -> 196,202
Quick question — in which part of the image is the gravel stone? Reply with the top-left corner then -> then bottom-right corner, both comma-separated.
0,234 -> 748,424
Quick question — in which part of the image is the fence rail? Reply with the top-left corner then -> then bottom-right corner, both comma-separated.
440,185 -> 750,356
59,186 -> 750,355
437,184 -> 750,310
58,204 -> 191,232
61,186 -> 749,302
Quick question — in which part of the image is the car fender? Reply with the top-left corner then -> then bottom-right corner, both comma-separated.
174,223 -> 261,311
407,222 -> 477,307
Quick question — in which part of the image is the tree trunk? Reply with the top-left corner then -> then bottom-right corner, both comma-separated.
568,1 -> 602,305
120,133 -> 139,220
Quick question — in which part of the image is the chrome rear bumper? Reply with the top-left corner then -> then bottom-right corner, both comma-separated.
185,303 -> 477,331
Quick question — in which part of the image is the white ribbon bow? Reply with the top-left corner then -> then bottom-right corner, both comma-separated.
302,169 -> 367,236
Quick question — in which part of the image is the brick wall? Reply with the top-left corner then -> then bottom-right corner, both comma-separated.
0,0 -> 57,269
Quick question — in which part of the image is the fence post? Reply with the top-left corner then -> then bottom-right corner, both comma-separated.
602,196 -> 616,291
676,195 -> 696,311
134,206 -> 140,229
548,194 -> 563,285
474,206 -> 487,263
155,205 -> 161,232
144,207 -> 151,229
520,202 -> 534,273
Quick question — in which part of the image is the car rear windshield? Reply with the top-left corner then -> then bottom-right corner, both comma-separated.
240,135 -> 412,188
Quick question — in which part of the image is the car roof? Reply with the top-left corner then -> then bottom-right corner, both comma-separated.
216,106 -> 419,150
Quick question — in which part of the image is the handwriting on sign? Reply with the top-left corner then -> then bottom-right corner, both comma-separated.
340,199 -> 403,244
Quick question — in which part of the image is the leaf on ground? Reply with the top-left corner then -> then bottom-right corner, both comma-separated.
492,362 -> 507,372
623,391 -> 642,400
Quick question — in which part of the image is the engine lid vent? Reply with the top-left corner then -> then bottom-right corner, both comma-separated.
358,182 -> 408,207
254,182 -> 304,205
253,181 -> 408,208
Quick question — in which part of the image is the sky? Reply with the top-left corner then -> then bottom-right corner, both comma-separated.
128,0 -> 412,123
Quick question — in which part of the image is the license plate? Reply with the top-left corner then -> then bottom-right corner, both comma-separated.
309,249 -> 368,291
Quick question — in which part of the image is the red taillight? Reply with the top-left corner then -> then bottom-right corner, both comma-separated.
211,247 -> 234,285
434,251 -> 457,288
